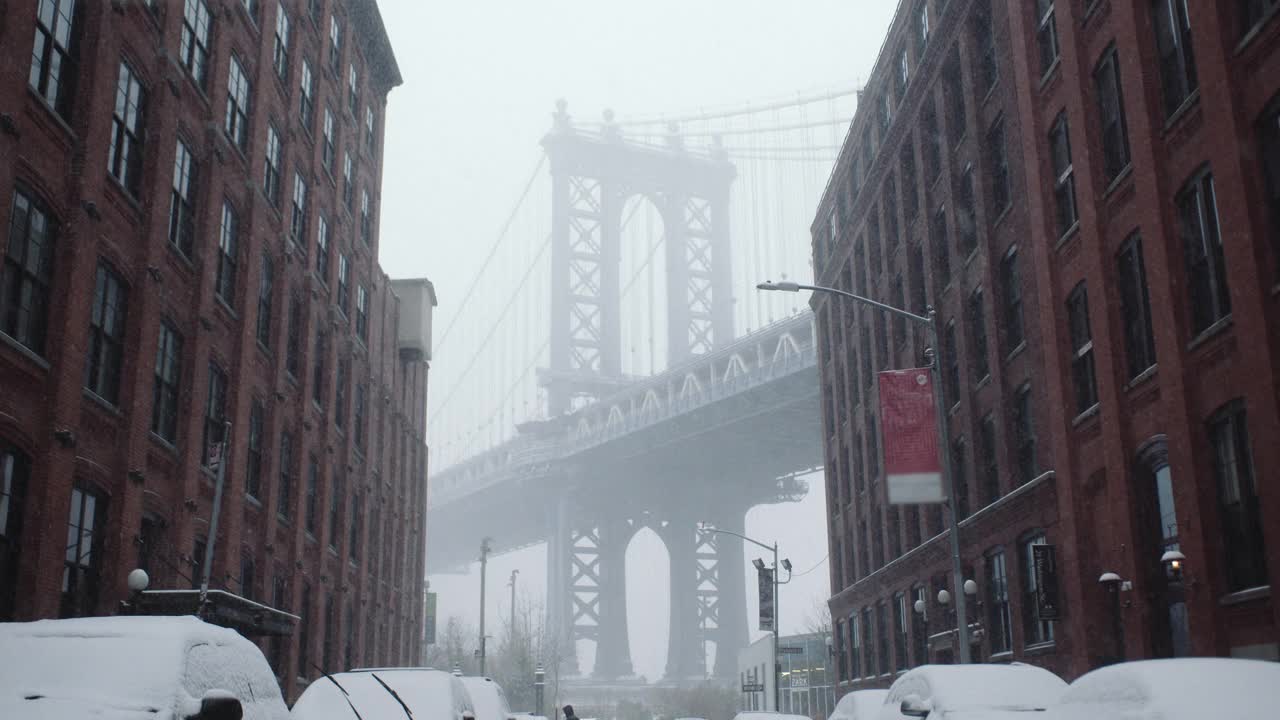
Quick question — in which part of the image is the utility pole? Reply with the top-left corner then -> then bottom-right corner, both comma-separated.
509,569 -> 519,640
479,537 -> 493,676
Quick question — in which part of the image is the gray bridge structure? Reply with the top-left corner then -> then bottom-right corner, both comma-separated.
427,102 -> 824,683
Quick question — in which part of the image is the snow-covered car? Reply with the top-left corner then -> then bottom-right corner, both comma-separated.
731,712 -> 811,720
291,668 -> 475,720
459,676 -> 514,720
881,663 -> 1067,719
0,615 -> 289,720
830,689 -> 890,720
1043,657 -> 1280,720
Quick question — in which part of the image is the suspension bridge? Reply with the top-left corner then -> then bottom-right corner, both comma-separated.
425,89 -> 854,684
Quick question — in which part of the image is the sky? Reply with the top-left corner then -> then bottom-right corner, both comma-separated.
373,0 -> 900,682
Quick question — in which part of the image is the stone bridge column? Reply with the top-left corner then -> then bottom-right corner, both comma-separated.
547,494 -> 579,675
662,515 -> 703,680
592,515 -> 634,678
712,507 -> 750,678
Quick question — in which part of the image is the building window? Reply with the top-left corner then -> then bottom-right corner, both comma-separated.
943,320 -> 959,408
335,356 -> 348,429
290,172 -> 309,246
915,0 -> 929,54
285,294 -> 303,378
900,143 -> 919,221
278,431 -> 293,520
980,413 -> 999,504
968,288 -> 989,382
316,215 -> 330,282
201,363 -> 228,466
1,444 -> 31,621
241,0 -> 259,21
30,0 -> 80,119
305,455 -> 319,534
1010,384 -> 1036,483
322,593 -> 335,671
312,330 -> 327,407
911,586 -> 927,665
987,119 -> 1010,217
897,47 -> 909,101
151,322 -> 182,443
1152,0 -> 1198,117
1036,0 -> 1059,75
108,61 -> 147,196
353,383 -> 366,452
1094,47 -> 1132,183
355,284 -> 369,341
343,601 -> 355,669
337,254 -> 350,316
349,490 -> 361,563
923,103 -> 942,182
180,0 -> 212,88
835,618 -> 847,680
1117,235 -> 1157,379
343,153 -> 354,209
365,106 -> 376,153
297,581 -> 311,677
879,91 -> 892,141
1260,96 -> 1280,276
952,437 -> 970,519
264,125 -> 282,206
348,62 -> 359,115
246,400 -> 264,500
1020,533 -> 1054,645
931,204 -> 950,290
892,274 -> 906,348
328,471 -> 343,553
300,58 -> 315,130
985,549 -> 1012,654
973,0 -> 997,93
215,202 -> 238,305
1049,112 -> 1077,237
868,414 -> 880,482
850,611 -> 863,677
909,243 -> 927,316
61,484 -> 106,617
84,262 -> 128,404
328,15 -> 342,74
893,592 -> 909,671
257,254 -> 274,349
169,140 -> 199,255
1066,283 -> 1097,413
269,572 -> 288,676
876,601 -> 890,675
322,107 -> 336,173
1209,401 -> 1268,592
944,52 -> 965,148
956,166 -> 977,257
360,189 -> 372,245
225,56 -> 251,152
999,246 -> 1024,349
1177,169 -> 1230,335
272,2 -> 289,81
191,537 -> 206,590
239,552 -> 255,600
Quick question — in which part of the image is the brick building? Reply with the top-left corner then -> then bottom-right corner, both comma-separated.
0,0 -> 433,701
812,0 -> 1280,690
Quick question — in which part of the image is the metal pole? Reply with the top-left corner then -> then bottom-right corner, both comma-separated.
773,542 -> 780,712
199,420 -> 232,612
926,309 -> 972,663
480,538 -> 491,676
509,569 -> 518,642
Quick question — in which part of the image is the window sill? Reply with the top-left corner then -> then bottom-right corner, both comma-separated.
1220,585 -> 1270,606
962,247 -> 980,269
327,546 -> 339,558
166,242 -> 199,276
1124,364 -> 1158,392
256,340 -> 273,359
980,79 -> 1000,109
0,330 -> 50,371
277,513 -> 290,526
83,388 -> 124,417
1161,90 -> 1202,135
1023,640 -> 1057,656
246,494 -> 263,509
1053,222 -> 1081,252
1102,164 -> 1134,200
989,650 -> 1015,662
974,373 -> 992,392
214,296 -> 238,321
305,532 -> 317,544
1037,58 -> 1062,92
1235,5 -> 1280,55
1186,315 -> 1233,352
1071,403 -> 1100,428
149,432 -> 179,457
1005,341 -> 1027,364
990,203 -> 1012,231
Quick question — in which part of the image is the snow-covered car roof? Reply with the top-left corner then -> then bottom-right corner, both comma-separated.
1045,658 -> 1280,720
882,663 -> 1067,716
459,676 -> 511,720
0,615 -> 287,720
732,712 -> 811,720
291,668 -> 469,720
830,689 -> 889,720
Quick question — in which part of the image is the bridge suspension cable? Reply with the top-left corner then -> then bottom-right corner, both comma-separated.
610,86 -> 858,126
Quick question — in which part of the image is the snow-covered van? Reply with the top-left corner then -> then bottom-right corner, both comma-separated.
0,615 -> 289,720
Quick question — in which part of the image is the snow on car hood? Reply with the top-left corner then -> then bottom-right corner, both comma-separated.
883,663 -> 1067,713
291,669 -> 460,720
1046,658 -> 1280,720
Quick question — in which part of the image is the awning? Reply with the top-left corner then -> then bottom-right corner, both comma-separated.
125,589 -> 299,637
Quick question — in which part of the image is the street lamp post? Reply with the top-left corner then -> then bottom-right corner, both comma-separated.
700,525 -> 791,711
479,537 -> 493,676
758,280 -> 973,663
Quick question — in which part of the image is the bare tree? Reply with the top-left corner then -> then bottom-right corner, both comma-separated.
804,594 -> 833,636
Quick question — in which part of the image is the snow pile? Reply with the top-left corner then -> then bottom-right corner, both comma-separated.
882,663 -> 1067,716
459,677 -> 511,720
291,669 -> 463,720
0,615 -> 287,720
1046,658 -> 1280,720
830,689 -> 890,720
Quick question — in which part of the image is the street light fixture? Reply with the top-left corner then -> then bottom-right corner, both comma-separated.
758,278 -> 973,664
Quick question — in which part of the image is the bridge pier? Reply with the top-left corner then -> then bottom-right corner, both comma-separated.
592,515 -> 633,679
661,515 -> 704,681
547,495 -> 580,675
711,507 -> 750,679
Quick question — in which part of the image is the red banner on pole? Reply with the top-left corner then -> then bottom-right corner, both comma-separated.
878,368 -> 945,504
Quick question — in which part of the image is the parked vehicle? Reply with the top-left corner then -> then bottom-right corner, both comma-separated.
881,663 -> 1067,719
0,615 -> 289,720
1044,657 -> 1280,720
291,668 -> 475,720
459,676 -> 514,720
730,712 -> 811,720
829,689 -> 890,720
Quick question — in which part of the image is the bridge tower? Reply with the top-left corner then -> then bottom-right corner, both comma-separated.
540,101 -> 742,682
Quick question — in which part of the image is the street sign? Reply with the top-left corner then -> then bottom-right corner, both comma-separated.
425,592 -> 438,644
790,674 -> 809,688
757,567 -> 775,631
778,646 -> 805,655
879,369 -> 945,504
742,683 -> 765,692
1033,544 -> 1062,620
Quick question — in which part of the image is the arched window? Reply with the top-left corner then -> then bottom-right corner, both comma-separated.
1134,435 -> 1190,657
0,441 -> 31,620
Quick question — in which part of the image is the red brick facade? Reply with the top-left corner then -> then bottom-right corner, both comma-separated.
813,0 -> 1280,690
0,0 -> 429,702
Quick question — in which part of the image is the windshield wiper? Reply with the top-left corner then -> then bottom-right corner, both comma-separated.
313,662 -> 365,720
370,673 -> 414,720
